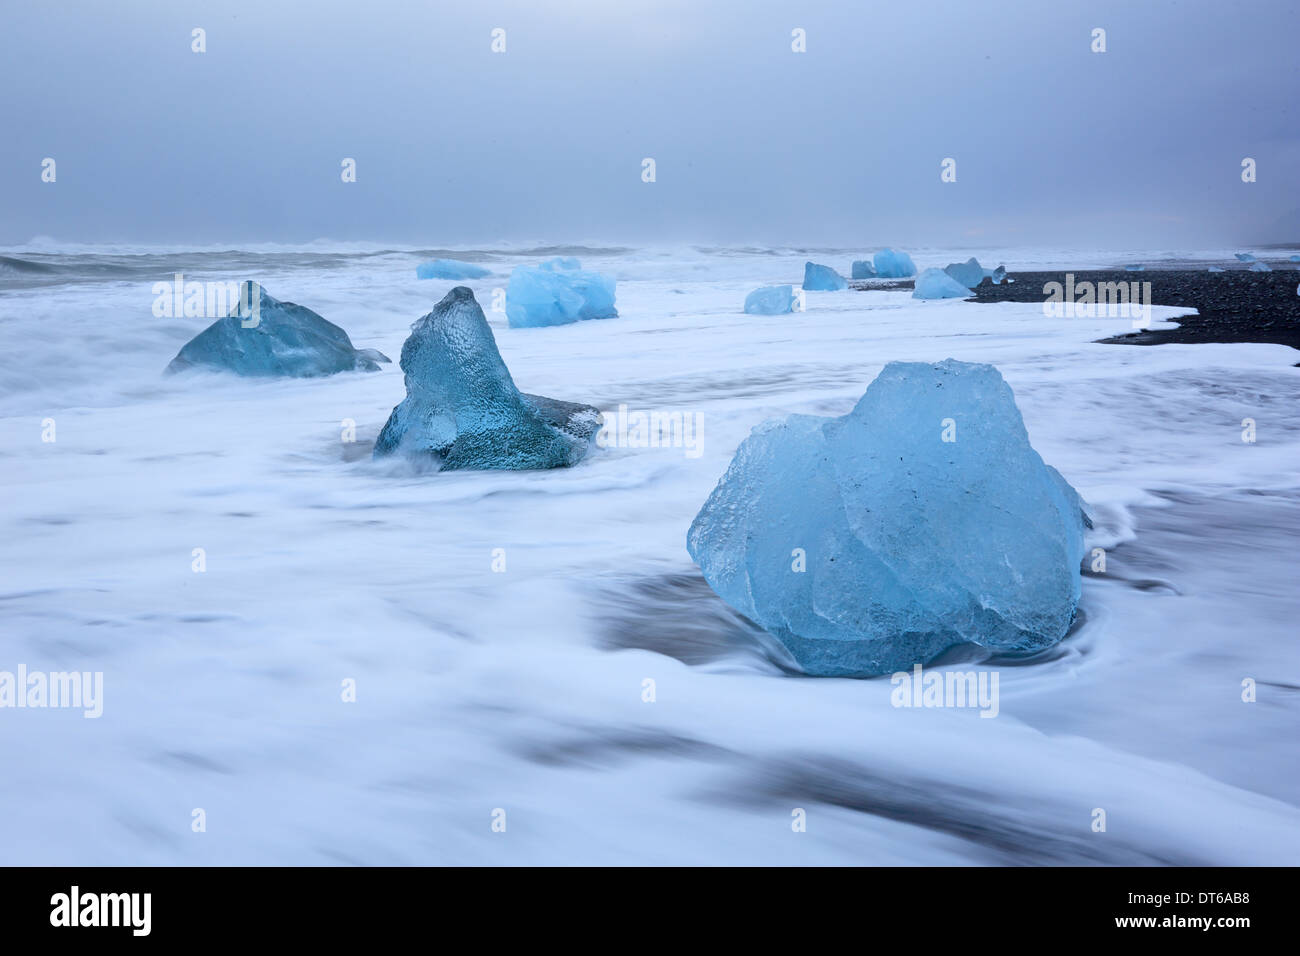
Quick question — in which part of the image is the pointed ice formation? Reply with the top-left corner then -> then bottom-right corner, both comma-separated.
165,282 -> 388,377
374,287 -> 599,470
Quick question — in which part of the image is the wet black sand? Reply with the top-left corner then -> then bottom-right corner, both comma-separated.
964,266 -> 1300,352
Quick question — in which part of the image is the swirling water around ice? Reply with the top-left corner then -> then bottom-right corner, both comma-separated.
1,243 -> 1298,864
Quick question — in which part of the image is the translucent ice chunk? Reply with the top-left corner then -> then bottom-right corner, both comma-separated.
943,257 -> 985,289
374,287 -> 599,470
873,248 -> 917,278
416,259 -> 491,280
912,268 -> 973,299
506,265 -> 618,328
802,262 -> 848,291
744,285 -> 796,315
165,282 -> 388,377
687,359 -> 1087,677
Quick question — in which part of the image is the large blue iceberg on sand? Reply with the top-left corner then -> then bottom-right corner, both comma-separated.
802,262 -> 848,291
374,287 -> 600,470
165,282 -> 389,377
506,261 -> 618,328
416,259 -> 492,280
687,359 -> 1087,677
913,268 -> 973,300
744,285 -> 796,315
873,248 -> 917,278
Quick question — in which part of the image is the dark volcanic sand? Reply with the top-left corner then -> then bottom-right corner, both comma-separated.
963,267 -> 1300,352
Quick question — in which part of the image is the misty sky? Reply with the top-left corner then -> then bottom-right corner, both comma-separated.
3,0 -> 1297,248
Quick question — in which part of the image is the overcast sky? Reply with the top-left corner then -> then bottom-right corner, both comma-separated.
3,0 -> 1297,248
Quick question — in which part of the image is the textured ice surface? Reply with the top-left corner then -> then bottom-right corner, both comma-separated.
506,264 -> 618,328
166,282 -> 388,377
1249,262 -> 1272,272
943,257 -> 985,289
913,268 -> 973,299
851,260 -> 876,279
416,259 -> 491,280
802,262 -> 847,291
687,359 -> 1087,677
1235,253 -> 1256,262
744,285 -> 795,315
374,286 -> 599,469
873,248 -> 917,278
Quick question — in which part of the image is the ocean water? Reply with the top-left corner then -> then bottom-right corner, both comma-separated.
1,243 -> 1298,865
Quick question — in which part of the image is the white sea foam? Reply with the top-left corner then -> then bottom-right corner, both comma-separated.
1,247 -> 1297,864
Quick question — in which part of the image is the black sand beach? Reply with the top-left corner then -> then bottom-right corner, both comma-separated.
965,266 -> 1300,352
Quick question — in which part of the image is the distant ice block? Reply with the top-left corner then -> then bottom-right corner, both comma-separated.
1208,266 -> 1226,272
912,268 -> 973,300
1125,264 -> 1145,272
539,256 -> 581,271
744,285 -> 796,315
1249,262 -> 1272,272
374,287 -> 599,470
687,359 -> 1087,677
416,259 -> 492,280
985,264 -> 1008,284
851,260 -> 877,279
873,248 -> 917,278
1290,255 -> 1300,263
506,264 -> 618,328
943,257 -> 985,289
1235,253 -> 1257,262
802,262 -> 848,291
166,282 -> 389,377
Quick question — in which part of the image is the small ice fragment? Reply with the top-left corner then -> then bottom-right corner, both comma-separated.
802,262 -> 848,291
912,267 -> 973,299
1235,253 -> 1257,262
1249,262 -> 1272,272
1125,264 -> 1145,272
1208,266 -> 1225,272
851,260 -> 876,279
744,285 -> 796,315
416,259 -> 492,280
